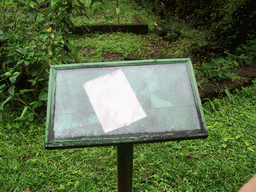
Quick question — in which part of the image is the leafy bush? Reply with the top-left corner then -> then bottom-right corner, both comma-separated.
217,1 -> 255,51
202,58 -> 238,81
0,0 -> 96,121
232,39 -> 256,65
166,29 -> 181,42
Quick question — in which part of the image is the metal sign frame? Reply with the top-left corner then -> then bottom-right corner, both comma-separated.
45,58 -> 208,149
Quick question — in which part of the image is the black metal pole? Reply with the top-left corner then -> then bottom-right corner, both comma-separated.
117,143 -> 133,192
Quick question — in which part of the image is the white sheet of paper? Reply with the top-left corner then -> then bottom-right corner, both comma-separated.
83,69 -> 147,133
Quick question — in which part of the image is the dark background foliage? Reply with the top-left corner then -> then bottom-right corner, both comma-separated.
135,0 -> 256,52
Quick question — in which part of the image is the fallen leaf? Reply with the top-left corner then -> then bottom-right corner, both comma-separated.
116,8 -> 120,15
92,168 -> 104,172
141,172 -> 154,183
46,27 -> 52,32
185,153 -> 193,157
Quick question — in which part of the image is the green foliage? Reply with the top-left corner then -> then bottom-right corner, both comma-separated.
134,0 -> 256,52
166,29 -> 181,42
199,0 -> 256,51
46,0 -> 88,29
237,39 -> 256,57
235,54 -> 253,66
233,39 -> 256,65
0,0 -> 92,122
202,58 -> 238,81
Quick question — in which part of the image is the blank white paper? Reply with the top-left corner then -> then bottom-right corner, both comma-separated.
83,69 -> 147,133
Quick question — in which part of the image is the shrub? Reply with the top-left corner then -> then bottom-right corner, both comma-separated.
0,0 -> 92,121
202,58 -> 238,81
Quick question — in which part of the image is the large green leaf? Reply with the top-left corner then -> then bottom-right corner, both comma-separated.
51,0 -> 59,7
77,0 -> 86,9
15,106 -> 28,120
39,91 -> 48,101
20,89 -> 34,94
29,1 -> 38,8
9,72 -> 21,84
90,0 -> 104,8
60,55 -> 73,62
30,101 -> 43,109
34,51 -> 43,57
65,43 -> 76,52
0,96 -> 13,110
8,86 -> 15,95
0,84 -> 6,93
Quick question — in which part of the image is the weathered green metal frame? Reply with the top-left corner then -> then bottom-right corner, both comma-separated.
45,58 -> 208,149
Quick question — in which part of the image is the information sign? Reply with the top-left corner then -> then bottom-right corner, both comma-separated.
45,59 -> 208,149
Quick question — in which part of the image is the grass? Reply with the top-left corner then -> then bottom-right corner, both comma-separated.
1,79 -> 256,191
71,0 -> 157,25
72,32 -> 177,62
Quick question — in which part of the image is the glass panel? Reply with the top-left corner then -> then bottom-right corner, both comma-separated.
53,63 -> 200,139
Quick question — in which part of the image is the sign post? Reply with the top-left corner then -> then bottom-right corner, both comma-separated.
117,143 -> 133,192
45,58 -> 208,191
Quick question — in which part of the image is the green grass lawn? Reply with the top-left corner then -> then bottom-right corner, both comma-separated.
1,79 -> 255,191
